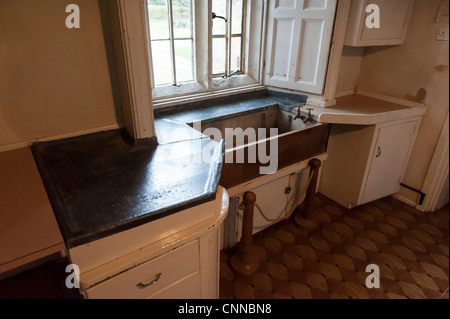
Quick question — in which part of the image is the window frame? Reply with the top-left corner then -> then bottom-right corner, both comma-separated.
148,0 -> 195,87
146,0 -> 266,106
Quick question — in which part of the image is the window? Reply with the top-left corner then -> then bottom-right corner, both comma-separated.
148,0 -> 194,86
212,0 -> 245,78
145,0 -> 265,102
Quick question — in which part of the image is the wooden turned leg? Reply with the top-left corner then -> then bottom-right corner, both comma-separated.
230,191 -> 260,277
294,158 -> 322,230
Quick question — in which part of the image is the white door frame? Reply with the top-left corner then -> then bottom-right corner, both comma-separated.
417,110 -> 449,212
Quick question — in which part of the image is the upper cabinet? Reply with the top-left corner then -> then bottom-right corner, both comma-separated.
264,0 -> 337,94
345,0 -> 414,46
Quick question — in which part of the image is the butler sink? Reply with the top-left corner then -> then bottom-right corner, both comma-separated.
189,105 -> 329,188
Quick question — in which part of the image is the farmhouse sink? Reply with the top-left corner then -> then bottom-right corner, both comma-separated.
189,105 -> 330,188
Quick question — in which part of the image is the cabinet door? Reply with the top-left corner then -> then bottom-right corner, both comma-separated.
360,120 -> 418,204
345,0 -> 414,46
250,175 -> 290,234
264,0 -> 337,94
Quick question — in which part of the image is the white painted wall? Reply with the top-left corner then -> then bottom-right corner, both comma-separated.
0,0 -> 120,151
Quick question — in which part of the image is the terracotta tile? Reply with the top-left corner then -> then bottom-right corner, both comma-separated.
318,262 -> 342,280
372,199 -> 393,211
309,236 -> 331,252
419,223 -> 444,237
321,229 -> 342,244
344,281 -> 371,299
262,237 -> 282,252
267,261 -> 288,280
392,210 -> 417,223
302,259 -> 320,272
333,253 -> 355,270
430,253 -> 449,269
399,282 -> 427,299
282,252 -> 303,270
379,253 -> 408,271
387,292 -> 408,299
355,210 -> 376,223
252,272 -> 272,292
233,281 -> 255,299
408,229 -> 436,245
276,229 -> 296,244
387,216 -> 409,230
290,282 -> 312,299
361,205 -> 384,218
390,245 -> 417,261
295,244 -> 318,260
220,196 -> 449,300
402,237 -> 427,253
306,272 -> 328,291
346,245 -> 368,261
356,237 -> 379,252
324,205 -> 342,217
420,262 -> 449,280
378,223 -> 400,237
344,216 -> 365,230
439,244 -> 449,257
333,223 -> 354,237
409,272 -> 440,291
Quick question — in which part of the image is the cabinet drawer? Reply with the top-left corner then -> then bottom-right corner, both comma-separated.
85,240 -> 199,299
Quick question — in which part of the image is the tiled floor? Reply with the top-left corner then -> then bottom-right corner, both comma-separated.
219,194 -> 449,299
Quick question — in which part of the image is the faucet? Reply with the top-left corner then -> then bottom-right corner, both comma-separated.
292,105 -> 305,121
303,108 -> 314,123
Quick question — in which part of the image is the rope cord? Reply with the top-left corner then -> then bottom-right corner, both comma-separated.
240,168 -> 315,223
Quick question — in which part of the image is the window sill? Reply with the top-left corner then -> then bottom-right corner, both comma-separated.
152,75 -> 266,110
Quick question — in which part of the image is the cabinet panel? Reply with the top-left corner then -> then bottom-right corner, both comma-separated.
84,240 -> 199,299
251,175 -> 290,234
360,120 -> 417,204
265,0 -> 337,94
360,0 -> 412,41
345,0 -> 414,46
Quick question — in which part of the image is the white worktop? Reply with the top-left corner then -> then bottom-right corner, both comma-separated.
310,92 -> 427,125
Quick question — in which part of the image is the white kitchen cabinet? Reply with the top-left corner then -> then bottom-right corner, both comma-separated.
344,0 -> 414,46
75,187 -> 229,299
232,168 -> 311,240
319,117 -> 420,208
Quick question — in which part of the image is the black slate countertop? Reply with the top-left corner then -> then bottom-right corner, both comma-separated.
32,89 -> 307,249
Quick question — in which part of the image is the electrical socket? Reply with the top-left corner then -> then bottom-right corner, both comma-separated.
436,27 -> 449,41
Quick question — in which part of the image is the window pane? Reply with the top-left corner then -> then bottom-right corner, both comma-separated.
213,37 -> 226,74
212,0 -> 227,36
173,0 -> 192,39
148,0 -> 170,40
151,40 -> 172,86
232,0 -> 243,35
175,39 -> 193,82
231,37 -> 241,71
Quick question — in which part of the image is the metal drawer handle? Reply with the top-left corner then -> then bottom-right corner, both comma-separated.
136,273 -> 162,289
376,147 -> 382,158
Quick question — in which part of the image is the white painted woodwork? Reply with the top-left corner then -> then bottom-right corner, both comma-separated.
360,120 -> 418,204
344,0 -> 414,46
0,148 -> 65,275
417,111 -> 449,212
264,0 -> 337,94
229,154 -> 327,243
77,187 -> 229,299
84,240 -> 200,299
322,0 -> 352,105
319,117 -> 421,208
250,175 -> 290,234
308,92 -> 427,125
108,0 -> 156,139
